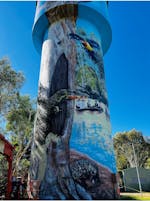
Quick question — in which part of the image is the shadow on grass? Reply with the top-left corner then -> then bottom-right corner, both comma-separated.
120,195 -> 138,200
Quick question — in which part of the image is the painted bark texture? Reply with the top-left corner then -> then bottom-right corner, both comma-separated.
29,14 -> 91,199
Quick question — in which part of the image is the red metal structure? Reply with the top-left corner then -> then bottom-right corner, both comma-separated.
0,134 -> 14,199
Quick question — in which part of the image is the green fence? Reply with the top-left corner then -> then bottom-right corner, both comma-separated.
120,167 -> 150,192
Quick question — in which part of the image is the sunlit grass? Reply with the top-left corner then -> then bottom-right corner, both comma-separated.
120,193 -> 150,200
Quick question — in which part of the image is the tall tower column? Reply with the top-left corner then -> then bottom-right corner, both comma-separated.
29,1 -> 118,200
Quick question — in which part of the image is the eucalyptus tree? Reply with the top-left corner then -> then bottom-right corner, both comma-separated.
6,95 -> 35,176
113,129 -> 150,169
0,57 -> 24,132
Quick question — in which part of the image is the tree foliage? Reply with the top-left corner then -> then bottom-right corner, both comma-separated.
6,94 -> 36,176
144,158 -> 150,169
0,57 -> 35,176
0,155 -> 8,198
0,57 -> 36,199
0,57 -> 24,129
113,129 -> 150,170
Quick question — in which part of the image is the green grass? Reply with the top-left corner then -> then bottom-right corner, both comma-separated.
120,195 -> 137,200
120,193 -> 150,200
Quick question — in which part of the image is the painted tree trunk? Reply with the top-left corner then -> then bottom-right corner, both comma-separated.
29,2 -> 118,200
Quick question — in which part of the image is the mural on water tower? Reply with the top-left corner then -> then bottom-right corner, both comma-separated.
69,24 -> 116,173
29,1 -> 118,200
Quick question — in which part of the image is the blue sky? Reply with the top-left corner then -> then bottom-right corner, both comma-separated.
0,1 -> 150,137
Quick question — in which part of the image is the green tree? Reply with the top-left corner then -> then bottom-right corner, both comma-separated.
113,129 -> 150,170
0,57 -> 24,131
6,94 -> 35,176
144,158 -> 150,169
0,57 -> 36,199
0,155 -> 8,198
116,153 -> 129,170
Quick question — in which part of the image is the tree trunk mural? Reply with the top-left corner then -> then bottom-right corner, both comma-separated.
29,2 -> 118,200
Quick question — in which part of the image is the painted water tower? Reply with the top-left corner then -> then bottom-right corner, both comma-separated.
29,1 -> 118,199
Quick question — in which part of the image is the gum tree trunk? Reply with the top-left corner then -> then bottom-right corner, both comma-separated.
29,18 -> 91,199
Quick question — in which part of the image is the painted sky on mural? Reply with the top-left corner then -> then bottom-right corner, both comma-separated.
0,1 -> 150,137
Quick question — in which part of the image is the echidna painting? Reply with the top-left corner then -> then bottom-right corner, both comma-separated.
28,1 -> 118,200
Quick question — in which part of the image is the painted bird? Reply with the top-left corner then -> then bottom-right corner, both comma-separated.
81,41 -> 93,51
69,33 -> 100,62
69,33 -> 100,50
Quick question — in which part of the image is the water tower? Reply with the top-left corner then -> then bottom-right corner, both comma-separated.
29,1 -> 118,199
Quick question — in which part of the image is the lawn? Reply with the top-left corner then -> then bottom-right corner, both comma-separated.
120,193 -> 150,200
